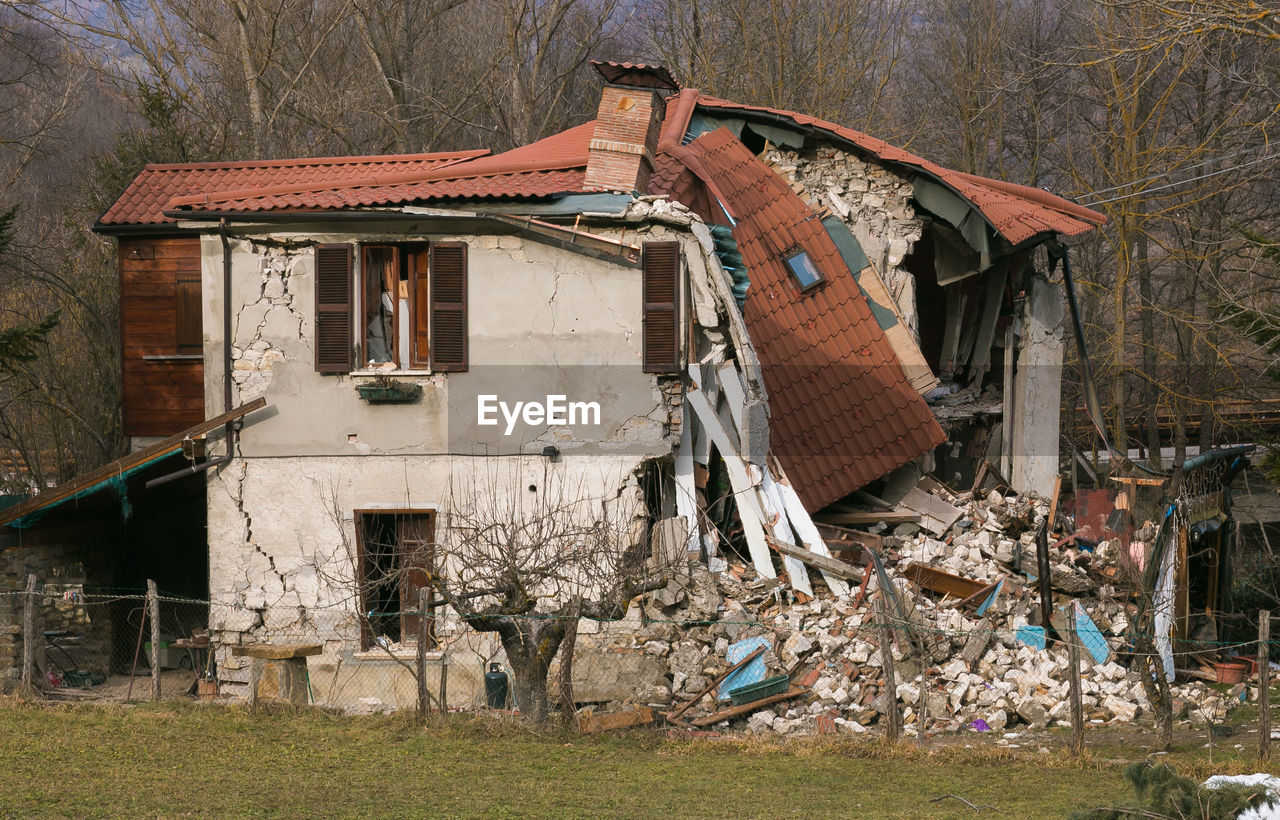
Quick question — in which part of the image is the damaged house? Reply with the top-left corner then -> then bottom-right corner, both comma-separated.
0,63 -> 1104,706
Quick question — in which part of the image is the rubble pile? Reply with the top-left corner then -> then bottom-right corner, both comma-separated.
590,483 -> 1237,736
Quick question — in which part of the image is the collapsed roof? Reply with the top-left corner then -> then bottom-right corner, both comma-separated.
97,67 -> 1104,511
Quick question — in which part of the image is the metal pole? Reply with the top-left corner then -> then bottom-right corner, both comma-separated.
1260,609 -> 1271,764
875,595 -> 901,741
148,580 -> 161,702
439,651 -> 448,718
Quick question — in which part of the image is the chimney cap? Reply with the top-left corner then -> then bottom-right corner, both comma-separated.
590,61 -> 680,92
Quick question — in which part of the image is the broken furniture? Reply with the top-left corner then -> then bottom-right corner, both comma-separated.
232,643 -> 322,706
173,635 -> 215,697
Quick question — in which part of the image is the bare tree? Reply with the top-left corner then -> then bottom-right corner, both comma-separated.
431,461 -> 675,724
641,0 -> 912,131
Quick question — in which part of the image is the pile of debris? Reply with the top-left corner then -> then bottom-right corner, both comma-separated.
582,476 -> 1238,736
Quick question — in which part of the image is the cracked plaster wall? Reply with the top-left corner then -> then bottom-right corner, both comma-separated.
200,228 -> 692,459
206,452 -> 654,700
197,221 -> 731,701
763,145 -> 923,338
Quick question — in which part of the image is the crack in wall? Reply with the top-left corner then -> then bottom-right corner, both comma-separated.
230,242 -> 309,400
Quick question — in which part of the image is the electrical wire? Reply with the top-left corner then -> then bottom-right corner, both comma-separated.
1077,149 -> 1280,207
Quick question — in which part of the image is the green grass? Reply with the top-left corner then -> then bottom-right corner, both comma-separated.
0,700 -> 1270,819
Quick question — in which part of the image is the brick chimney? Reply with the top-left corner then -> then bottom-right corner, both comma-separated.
583,62 -> 679,194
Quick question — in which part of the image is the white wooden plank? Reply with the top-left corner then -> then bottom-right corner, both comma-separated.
716,360 -> 747,432
686,363 -> 775,579
760,467 -> 813,595
774,470 -> 851,596
674,405 -> 702,557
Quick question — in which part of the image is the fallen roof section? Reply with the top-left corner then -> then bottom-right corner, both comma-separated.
689,96 -> 1106,246
684,127 -> 946,510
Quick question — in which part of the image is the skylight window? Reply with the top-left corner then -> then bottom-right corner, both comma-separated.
784,250 -> 823,290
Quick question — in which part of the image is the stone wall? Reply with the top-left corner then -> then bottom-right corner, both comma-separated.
0,539 -> 113,685
763,144 -> 923,336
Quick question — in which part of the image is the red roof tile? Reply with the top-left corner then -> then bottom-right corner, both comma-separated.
165,122 -> 598,215
691,96 -> 1106,245
99,150 -> 488,226
590,61 -> 680,90
685,128 -> 946,510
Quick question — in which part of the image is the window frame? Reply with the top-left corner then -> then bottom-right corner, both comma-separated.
783,248 -> 825,292
353,508 -> 438,651
358,243 -> 434,371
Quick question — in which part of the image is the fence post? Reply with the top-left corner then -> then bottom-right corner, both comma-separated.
148,580 -> 161,702
417,587 -> 429,718
439,650 -> 448,718
1261,609 -> 1271,764
21,574 -> 36,693
1065,602 -> 1085,755
559,608 -> 579,719
875,595 -> 901,741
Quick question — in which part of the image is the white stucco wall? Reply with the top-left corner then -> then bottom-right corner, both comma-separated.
191,218 -> 716,702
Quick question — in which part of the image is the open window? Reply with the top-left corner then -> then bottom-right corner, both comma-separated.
361,244 -> 431,369
314,242 -> 467,374
354,510 -> 436,650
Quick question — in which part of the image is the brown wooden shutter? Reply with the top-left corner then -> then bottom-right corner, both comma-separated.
411,249 -> 431,369
642,241 -> 680,373
175,268 -> 202,354
429,242 -> 467,372
315,244 -> 353,373
397,513 -> 435,647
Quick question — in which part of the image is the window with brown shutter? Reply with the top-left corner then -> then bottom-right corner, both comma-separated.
642,241 -> 681,373
175,269 -> 202,354
429,242 -> 467,372
315,244 -> 353,373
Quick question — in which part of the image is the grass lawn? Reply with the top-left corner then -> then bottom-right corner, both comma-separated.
0,700 -> 1271,818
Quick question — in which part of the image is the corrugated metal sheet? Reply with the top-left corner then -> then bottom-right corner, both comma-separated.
684,128 -> 946,510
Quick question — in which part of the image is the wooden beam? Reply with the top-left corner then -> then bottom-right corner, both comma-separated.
766,536 -> 863,582
1046,475 -> 1063,533
691,687 -> 808,727
666,646 -> 765,723
686,363 -> 775,580
579,706 -> 654,734
813,511 -> 920,526
815,522 -> 883,551
772,462 -> 849,596
0,397 -> 267,527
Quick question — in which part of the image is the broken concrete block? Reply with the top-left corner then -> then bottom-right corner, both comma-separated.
1103,695 -> 1138,722
1015,697 -> 1049,729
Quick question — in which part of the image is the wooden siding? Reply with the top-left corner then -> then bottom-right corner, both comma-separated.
119,237 -> 205,436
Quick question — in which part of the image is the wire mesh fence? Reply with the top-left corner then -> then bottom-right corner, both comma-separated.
1,579 -> 1276,758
